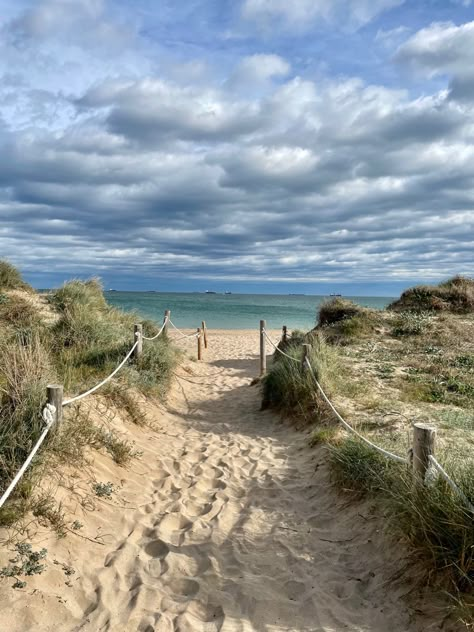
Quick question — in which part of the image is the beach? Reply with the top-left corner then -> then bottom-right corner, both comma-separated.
0,328 -> 456,632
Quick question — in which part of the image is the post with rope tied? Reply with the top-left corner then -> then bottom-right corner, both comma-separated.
282,325 -> 288,343
412,423 -> 436,484
164,310 -> 170,335
133,323 -> 143,359
260,320 -> 266,376
301,344 -> 311,373
47,384 -> 63,427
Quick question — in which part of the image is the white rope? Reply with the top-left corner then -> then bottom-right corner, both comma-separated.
0,405 -> 57,510
142,317 -> 168,341
168,319 -> 185,334
167,319 -> 201,340
304,357 -> 407,464
262,328 -> 300,362
63,340 -> 139,406
173,331 -> 200,340
428,455 -> 474,514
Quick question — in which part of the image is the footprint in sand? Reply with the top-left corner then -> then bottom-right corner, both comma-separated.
156,512 -> 193,546
144,538 -> 170,577
163,577 -> 200,602
166,548 -> 210,576
178,602 -> 225,632
181,498 -> 213,518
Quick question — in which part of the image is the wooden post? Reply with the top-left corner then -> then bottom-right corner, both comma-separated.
412,423 -> 436,483
301,344 -> 311,371
133,324 -> 143,359
202,320 -> 208,349
260,320 -> 266,376
47,384 -> 63,427
197,327 -> 203,360
282,325 -> 288,343
164,309 -> 170,334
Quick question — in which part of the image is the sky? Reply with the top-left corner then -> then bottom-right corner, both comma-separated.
1,0 -> 474,295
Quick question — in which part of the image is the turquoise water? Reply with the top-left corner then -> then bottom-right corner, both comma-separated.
105,292 -> 394,330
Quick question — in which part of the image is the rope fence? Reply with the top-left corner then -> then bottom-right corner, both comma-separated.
0,309 -> 208,510
259,321 -> 474,514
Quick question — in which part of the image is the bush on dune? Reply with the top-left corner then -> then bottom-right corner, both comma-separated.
330,438 -> 474,596
0,268 -> 178,524
0,261 -> 32,292
316,298 -> 378,342
0,337 -> 55,524
389,276 -> 474,314
262,333 -> 340,423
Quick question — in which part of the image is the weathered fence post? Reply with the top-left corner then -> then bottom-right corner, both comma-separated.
412,423 -> 436,483
197,327 -> 203,360
164,309 -> 170,334
202,320 -> 208,349
47,384 -> 63,426
260,320 -> 266,376
301,343 -> 311,372
282,325 -> 288,343
133,323 -> 143,359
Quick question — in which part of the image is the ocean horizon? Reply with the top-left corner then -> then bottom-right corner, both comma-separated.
104,291 -> 395,330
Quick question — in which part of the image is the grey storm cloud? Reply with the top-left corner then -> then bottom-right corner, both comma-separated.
0,2 -> 473,286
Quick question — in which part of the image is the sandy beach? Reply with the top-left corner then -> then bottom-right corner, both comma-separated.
0,329 -> 458,632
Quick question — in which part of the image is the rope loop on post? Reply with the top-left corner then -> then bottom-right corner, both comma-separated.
42,403 -> 56,427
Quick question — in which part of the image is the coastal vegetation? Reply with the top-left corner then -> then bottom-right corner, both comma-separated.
0,261 -> 177,529
262,276 -> 474,623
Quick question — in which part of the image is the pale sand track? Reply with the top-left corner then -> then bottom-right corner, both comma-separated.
0,330 -> 458,631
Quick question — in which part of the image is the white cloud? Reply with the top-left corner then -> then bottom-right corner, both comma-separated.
228,54 -> 290,91
9,0 -> 133,51
242,0 -> 404,31
395,20 -> 474,76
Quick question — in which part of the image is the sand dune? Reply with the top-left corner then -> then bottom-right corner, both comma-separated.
0,330 -> 459,631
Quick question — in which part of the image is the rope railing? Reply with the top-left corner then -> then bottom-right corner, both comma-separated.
263,326 -> 406,463
260,321 -> 473,513
0,309 -> 208,510
428,455 -> 474,514
62,340 -> 140,406
304,357 -> 407,464
142,317 -> 168,341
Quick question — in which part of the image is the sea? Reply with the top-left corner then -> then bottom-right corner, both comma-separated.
105,292 -> 394,331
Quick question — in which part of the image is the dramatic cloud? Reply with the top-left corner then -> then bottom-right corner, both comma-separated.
0,1 -> 473,290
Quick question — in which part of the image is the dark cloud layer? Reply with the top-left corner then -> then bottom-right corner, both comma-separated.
0,1 -> 473,289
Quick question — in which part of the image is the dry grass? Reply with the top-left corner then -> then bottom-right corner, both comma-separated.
0,261 -> 32,292
0,267 -> 178,529
262,278 -> 474,621
389,275 -> 474,314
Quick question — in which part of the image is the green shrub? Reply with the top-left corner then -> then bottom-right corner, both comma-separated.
318,298 -> 364,326
0,261 -> 32,292
389,276 -> 474,314
0,337 -> 55,523
330,438 -> 474,597
262,333 -> 340,422
316,299 -> 378,342
392,311 -> 430,337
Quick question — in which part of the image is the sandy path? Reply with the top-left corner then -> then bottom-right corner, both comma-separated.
71,330 -> 451,632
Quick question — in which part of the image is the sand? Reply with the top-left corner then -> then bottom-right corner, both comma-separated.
0,329 -> 459,631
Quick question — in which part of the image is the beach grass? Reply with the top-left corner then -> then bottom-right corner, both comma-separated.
261,276 -> 474,617
0,264 -> 177,526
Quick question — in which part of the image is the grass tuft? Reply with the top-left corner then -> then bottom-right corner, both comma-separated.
389,276 -> 474,314
0,261 -> 32,292
330,438 -> 474,597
